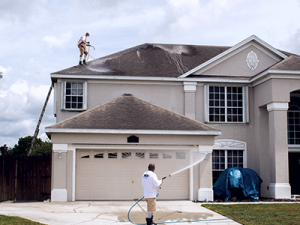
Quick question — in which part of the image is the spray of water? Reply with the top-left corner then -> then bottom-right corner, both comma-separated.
163,153 -> 207,179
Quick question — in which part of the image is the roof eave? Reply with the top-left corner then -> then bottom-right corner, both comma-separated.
250,69 -> 300,86
45,128 -> 221,136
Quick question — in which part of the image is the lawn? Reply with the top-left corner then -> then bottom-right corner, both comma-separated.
0,215 -> 44,225
202,203 -> 300,225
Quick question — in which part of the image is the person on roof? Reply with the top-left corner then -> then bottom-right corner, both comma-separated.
142,163 -> 163,225
78,32 -> 90,65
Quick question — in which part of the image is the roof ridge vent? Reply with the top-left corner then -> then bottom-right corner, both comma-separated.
123,93 -> 132,96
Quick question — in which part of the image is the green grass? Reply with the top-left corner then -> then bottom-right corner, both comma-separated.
0,215 -> 44,224
202,203 -> 300,225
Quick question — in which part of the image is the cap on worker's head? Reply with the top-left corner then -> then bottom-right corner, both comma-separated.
86,31 -> 90,36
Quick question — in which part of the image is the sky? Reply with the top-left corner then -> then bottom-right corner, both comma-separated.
1,0 -> 300,148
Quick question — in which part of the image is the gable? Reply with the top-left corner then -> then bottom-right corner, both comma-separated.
191,41 -> 284,77
180,35 -> 288,79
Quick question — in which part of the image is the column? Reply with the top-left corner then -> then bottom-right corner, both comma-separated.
267,102 -> 291,198
184,82 -> 197,119
51,144 -> 68,202
198,145 -> 213,201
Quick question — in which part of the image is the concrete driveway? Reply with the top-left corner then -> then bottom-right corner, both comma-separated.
0,200 -> 240,225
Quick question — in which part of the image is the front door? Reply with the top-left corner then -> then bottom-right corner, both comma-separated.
289,152 -> 300,195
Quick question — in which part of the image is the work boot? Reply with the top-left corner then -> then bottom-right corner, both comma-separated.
151,216 -> 157,225
146,218 -> 151,225
146,217 -> 157,225
83,60 -> 87,65
79,61 -> 82,65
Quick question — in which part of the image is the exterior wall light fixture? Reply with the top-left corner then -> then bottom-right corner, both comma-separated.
58,151 -> 62,159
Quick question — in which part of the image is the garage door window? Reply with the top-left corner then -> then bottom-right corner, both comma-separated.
163,153 -> 172,159
136,152 -> 145,159
94,153 -> 103,158
81,155 -> 89,158
122,152 -> 132,159
176,152 -> 186,159
150,153 -> 158,159
108,152 -> 118,159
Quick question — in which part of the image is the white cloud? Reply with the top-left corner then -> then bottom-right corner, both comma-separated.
43,31 -> 73,49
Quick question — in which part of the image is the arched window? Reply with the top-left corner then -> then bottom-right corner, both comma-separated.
212,139 -> 247,184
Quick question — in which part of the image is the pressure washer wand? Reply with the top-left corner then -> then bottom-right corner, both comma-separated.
162,174 -> 171,180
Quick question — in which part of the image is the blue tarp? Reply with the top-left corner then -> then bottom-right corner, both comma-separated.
213,167 -> 263,201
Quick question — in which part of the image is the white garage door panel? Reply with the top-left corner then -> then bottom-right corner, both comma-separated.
77,177 -> 91,186
91,177 -> 105,187
76,150 -> 189,200
92,190 -> 105,198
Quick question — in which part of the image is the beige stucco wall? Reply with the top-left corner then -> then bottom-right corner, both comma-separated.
55,80 -> 184,123
50,133 -> 215,146
253,77 -> 300,197
196,44 -> 280,77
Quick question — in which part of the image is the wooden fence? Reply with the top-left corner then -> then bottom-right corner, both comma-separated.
0,156 -> 51,201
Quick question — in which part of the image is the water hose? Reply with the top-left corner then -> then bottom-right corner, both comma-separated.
128,154 -> 231,224
127,195 -> 231,224
127,177 -> 231,224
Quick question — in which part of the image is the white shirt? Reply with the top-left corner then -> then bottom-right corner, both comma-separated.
78,35 -> 87,45
142,170 -> 162,198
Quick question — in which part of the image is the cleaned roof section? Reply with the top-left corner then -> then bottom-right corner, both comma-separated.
52,44 -> 230,78
47,94 -> 219,132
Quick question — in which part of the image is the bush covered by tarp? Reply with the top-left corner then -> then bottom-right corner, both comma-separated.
213,167 -> 263,201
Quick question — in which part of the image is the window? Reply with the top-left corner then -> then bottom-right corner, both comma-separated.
205,85 -> 248,123
136,152 -> 145,159
288,96 -> 300,145
94,153 -> 103,158
108,152 -> 118,159
62,81 -> 87,110
176,152 -> 186,159
150,153 -> 158,159
212,149 -> 244,184
122,152 -> 132,159
163,153 -> 172,159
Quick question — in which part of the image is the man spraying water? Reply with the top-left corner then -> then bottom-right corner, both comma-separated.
142,163 -> 163,225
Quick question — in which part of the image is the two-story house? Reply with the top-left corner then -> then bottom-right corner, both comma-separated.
46,35 -> 300,202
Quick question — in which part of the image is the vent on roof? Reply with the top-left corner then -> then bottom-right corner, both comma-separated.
123,93 -> 132,96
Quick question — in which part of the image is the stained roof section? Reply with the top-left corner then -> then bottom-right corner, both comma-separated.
47,94 -> 219,132
51,42 -> 299,80
52,44 -> 230,78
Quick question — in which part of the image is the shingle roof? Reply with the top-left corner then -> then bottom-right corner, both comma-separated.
52,44 -> 230,78
51,43 -> 299,80
270,55 -> 300,71
47,94 -> 219,132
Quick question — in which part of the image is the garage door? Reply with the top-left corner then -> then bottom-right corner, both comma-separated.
76,149 -> 189,200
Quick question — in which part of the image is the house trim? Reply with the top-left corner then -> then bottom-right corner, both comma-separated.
46,128 -> 222,136
267,102 -> 289,112
269,183 -> 291,199
179,35 -> 287,78
51,189 -> 67,202
250,69 -> 300,86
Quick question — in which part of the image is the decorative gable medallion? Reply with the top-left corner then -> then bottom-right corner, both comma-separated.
246,51 -> 259,70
